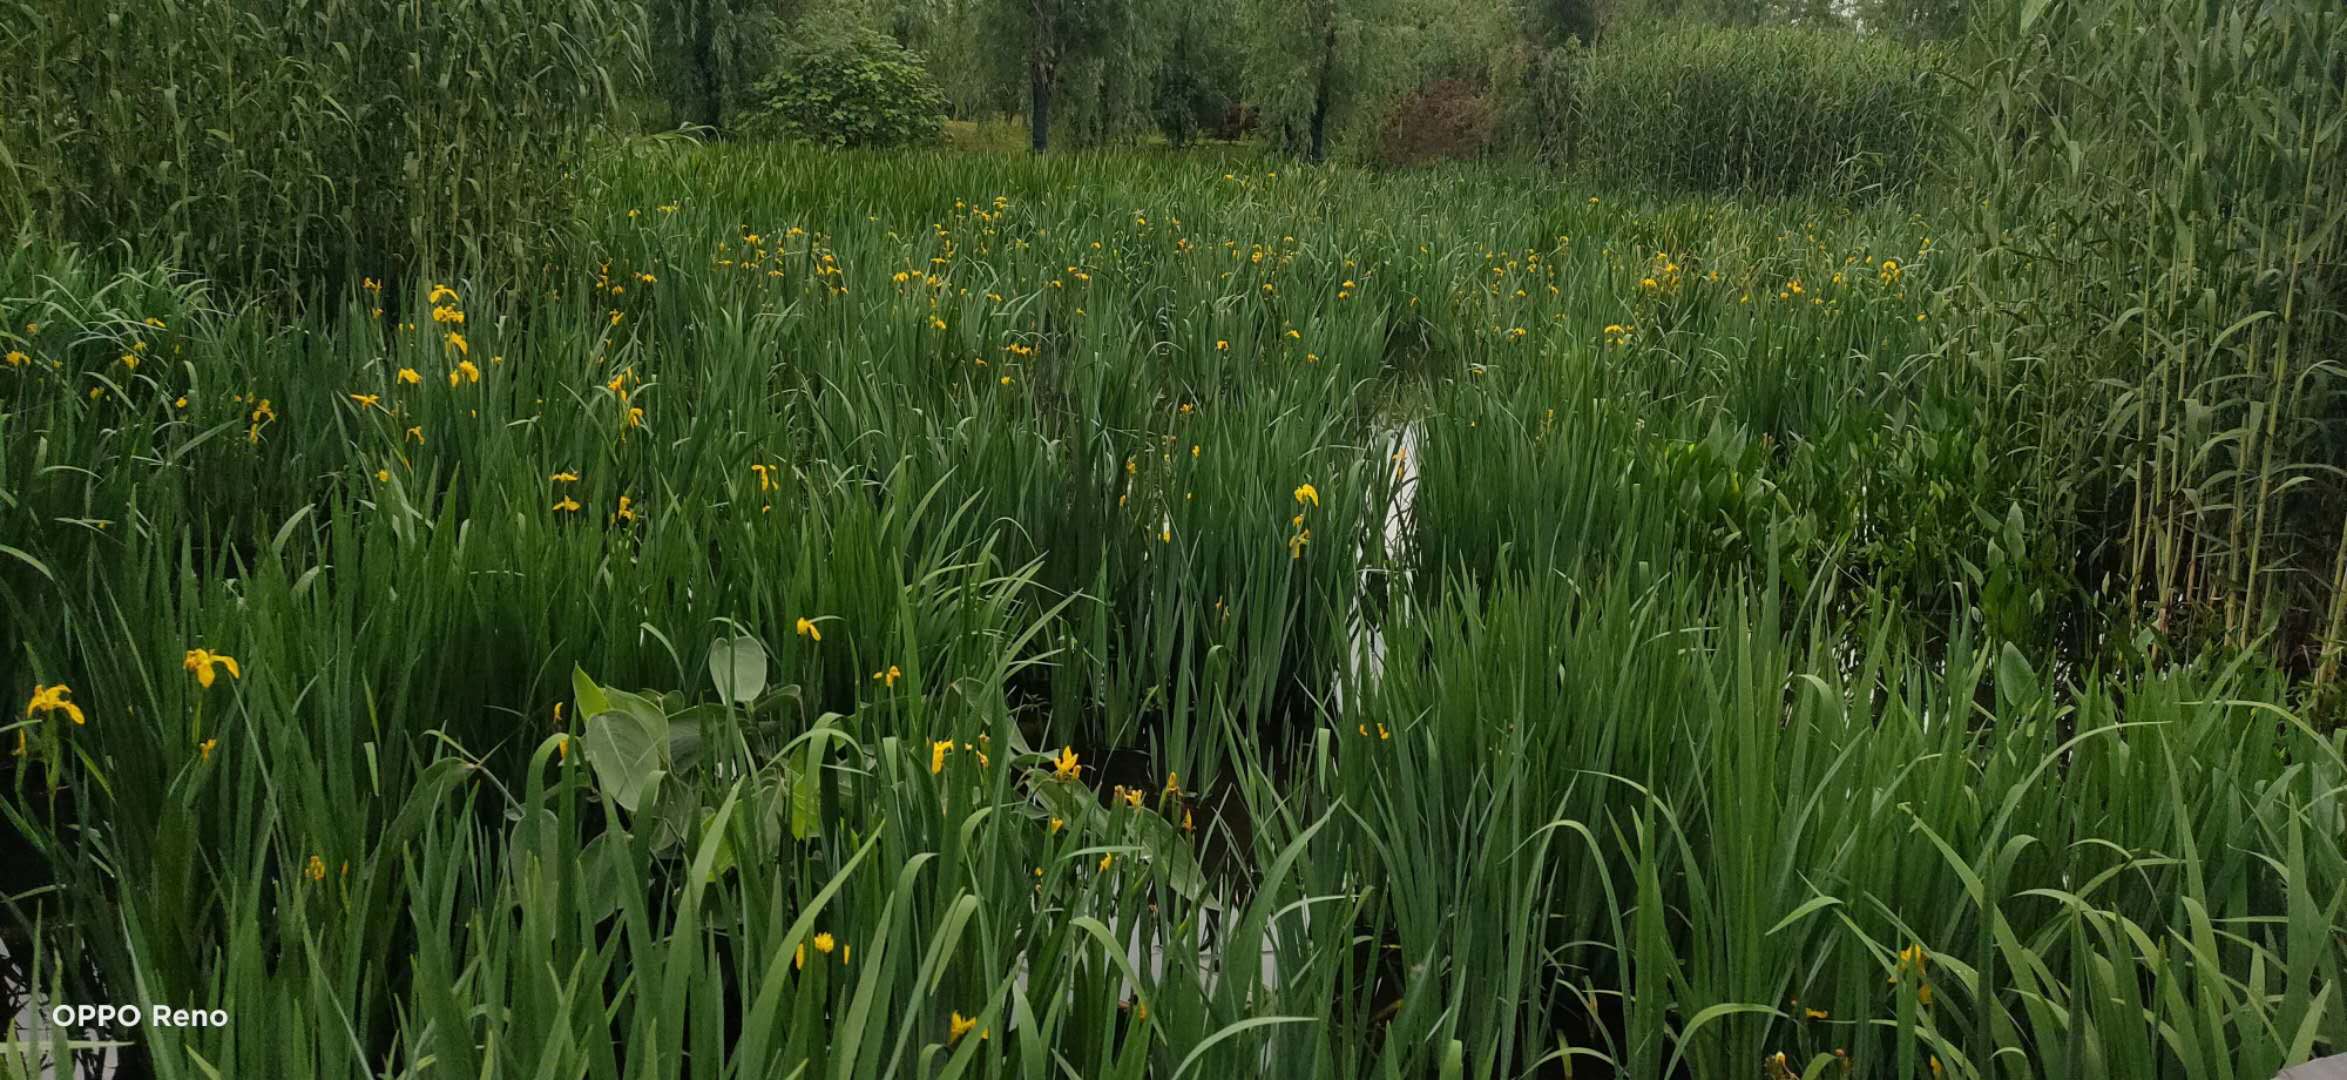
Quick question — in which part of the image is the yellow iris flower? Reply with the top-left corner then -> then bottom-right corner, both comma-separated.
24,683 -> 85,725
182,649 -> 242,689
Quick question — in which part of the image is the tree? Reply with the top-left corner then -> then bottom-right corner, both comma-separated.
977,0 -> 1139,152
870,0 -> 1000,117
1241,0 -> 1416,162
647,0 -> 799,133
1028,0 -> 1058,150
1151,0 -> 1246,145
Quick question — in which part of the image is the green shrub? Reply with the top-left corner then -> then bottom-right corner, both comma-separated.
1570,25 -> 1943,197
741,23 -> 947,149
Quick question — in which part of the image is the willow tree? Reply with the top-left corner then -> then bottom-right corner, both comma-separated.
1239,0 -> 1412,162
647,0 -> 799,133
974,0 -> 1137,151
1151,0 -> 1246,146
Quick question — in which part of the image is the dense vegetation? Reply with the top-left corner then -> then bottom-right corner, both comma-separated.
2,0 -> 2344,1077
739,18 -> 950,149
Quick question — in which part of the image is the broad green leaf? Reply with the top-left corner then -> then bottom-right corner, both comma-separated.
583,695 -> 669,813
571,664 -> 611,720
667,704 -> 726,776
709,634 -> 770,705
576,832 -> 628,924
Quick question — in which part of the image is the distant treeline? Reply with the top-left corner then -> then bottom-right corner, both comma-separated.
637,0 -> 1964,163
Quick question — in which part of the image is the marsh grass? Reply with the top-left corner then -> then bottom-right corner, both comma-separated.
0,0 -> 627,304
2,0 -> 2345,1076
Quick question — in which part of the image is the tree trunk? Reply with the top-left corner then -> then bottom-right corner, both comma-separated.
1307,19 -> 1336,163
1028,0 -> 1052,153
690,0 -> 722,133
1029,59 -> 1052,153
